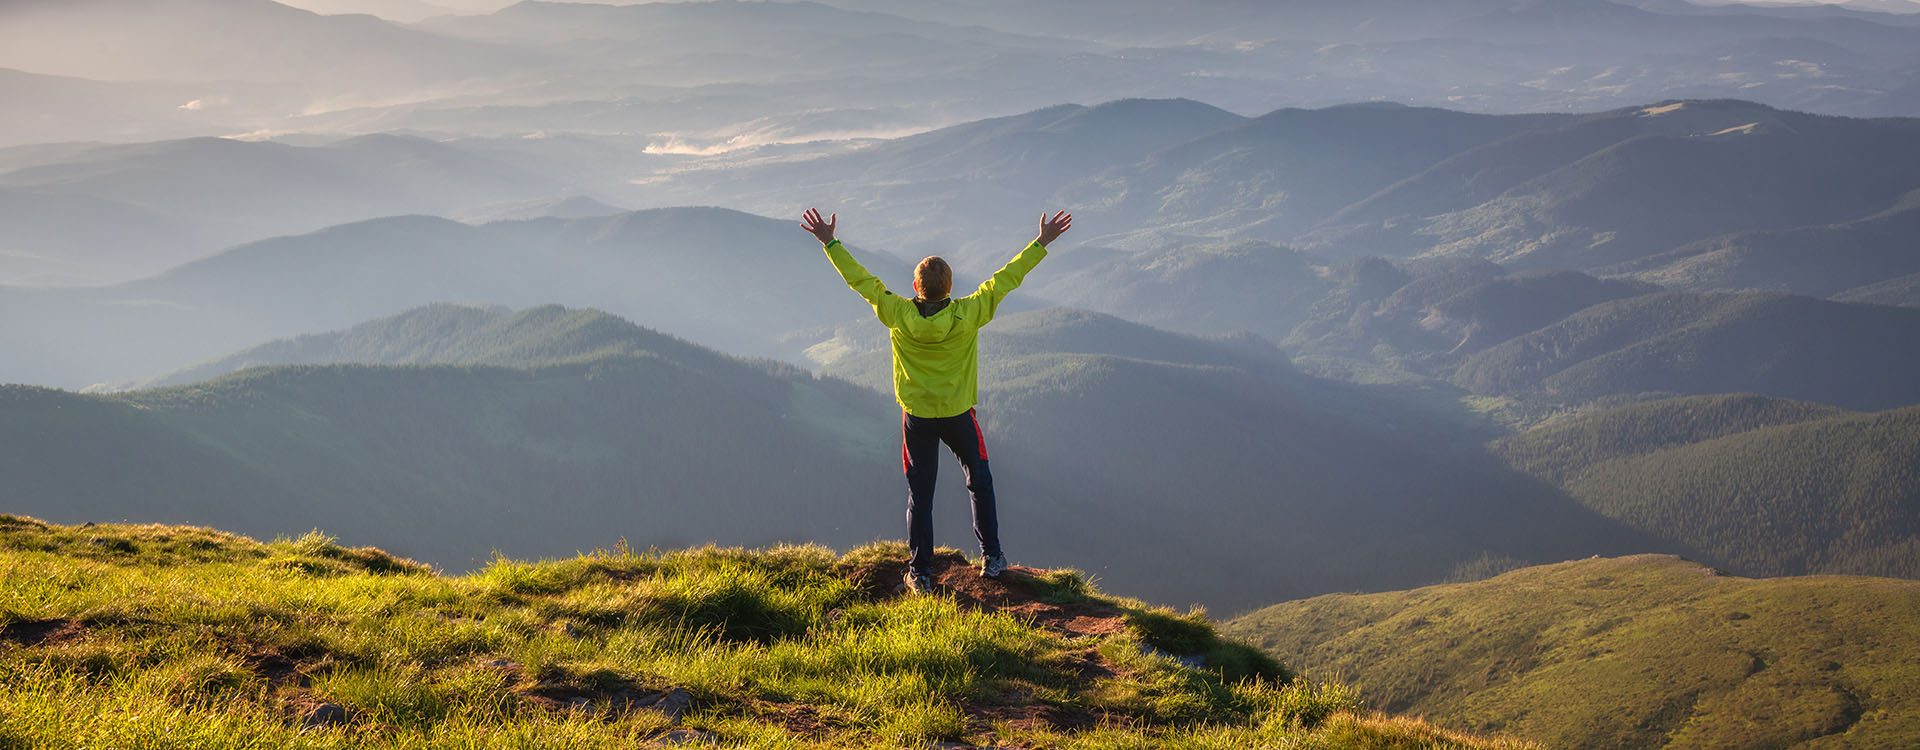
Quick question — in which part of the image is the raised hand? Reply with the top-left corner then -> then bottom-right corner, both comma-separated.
1037,210 -> 1072,247
801,208 -> 837,245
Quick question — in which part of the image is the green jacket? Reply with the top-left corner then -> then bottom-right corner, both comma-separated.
823,238 -> 1048,418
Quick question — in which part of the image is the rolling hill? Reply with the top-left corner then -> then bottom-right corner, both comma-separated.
1491,394 -> 1920,579
0,207 -> 913,389
1225,554 -> 1920,749
0,320 -> 903,572
1061,102 -> 1565,246
1298,100 -> 1920,270
0,134 -> 570,284
142,303 -> 728,388
1452,291 -> 1920,410
0,0 -> 526,91
1611,192 -> 1920,298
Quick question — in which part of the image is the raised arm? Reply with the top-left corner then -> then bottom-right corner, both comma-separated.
801,207 -> 836,245
1037,210 -> 1072,248
971,210 -> 1071,323
804,208 -> 908,325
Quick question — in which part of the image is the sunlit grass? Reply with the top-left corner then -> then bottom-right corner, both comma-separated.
0,517 -> 1535,749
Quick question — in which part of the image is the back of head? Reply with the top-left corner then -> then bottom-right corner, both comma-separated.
915,256 -> 952,301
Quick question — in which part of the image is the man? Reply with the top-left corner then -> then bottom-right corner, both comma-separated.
802,208 -> 1072,594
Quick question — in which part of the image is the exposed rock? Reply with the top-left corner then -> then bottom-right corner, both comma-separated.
646,728 -> 722,747
300,703 -> 350,729
643,686 -> 695,724
0,618 -> 85,646
1144,645 -> 1206,670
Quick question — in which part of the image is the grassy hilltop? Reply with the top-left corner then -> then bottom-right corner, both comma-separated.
0,516 -> 1528,749
1226,555 -> 1920,749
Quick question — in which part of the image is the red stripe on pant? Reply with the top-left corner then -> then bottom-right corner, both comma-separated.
900,411 -> 911,474
968,408 -> 989,461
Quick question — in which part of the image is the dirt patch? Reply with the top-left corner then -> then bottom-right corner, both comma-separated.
230,641 -> 338,689
516,673 -> 693,723
742,700 -> 843,739
961,685 -> 1106,735
0,618 -> 85,646
846,552 -> 1131,640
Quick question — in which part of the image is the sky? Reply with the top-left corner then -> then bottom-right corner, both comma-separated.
271,0 -> 1920,23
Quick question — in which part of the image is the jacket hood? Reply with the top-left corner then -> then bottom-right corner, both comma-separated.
900,296 -> 960,342
913,297 -> 952,318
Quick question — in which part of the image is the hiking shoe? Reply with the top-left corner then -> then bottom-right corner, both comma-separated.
981,553 -> 1009,579
903,569 -> 933,594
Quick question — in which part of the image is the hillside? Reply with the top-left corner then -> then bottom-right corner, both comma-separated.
1225,555 -> 1920,750
1611,195 -> 1920,298
1313,100 -> 1920,271
0,134 -> 569,284
0,0 -> 524,90
144,303 -> 730,388
1062,102 -> 1564,246
1491,397 -> 1920,579
0,324 -> 904,571
0,207 -> 913,389
1488,393 -> 1847,485
1452,291 -> 1920,410
0,517 -> 1533,749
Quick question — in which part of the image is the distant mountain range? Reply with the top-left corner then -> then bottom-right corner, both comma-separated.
0,133 -> 573,285
1226,554 -> 1920,749
640,97 -> 1920,293
8,0 -> 1920,149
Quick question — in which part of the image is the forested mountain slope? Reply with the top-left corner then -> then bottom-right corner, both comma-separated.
1491,396 -> 1920,579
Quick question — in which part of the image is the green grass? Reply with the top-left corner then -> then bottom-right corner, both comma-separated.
1226,554 -> 1920,750
0,517 -> 1529,749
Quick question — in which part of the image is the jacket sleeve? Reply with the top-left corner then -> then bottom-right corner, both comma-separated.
967,240 -> 1049,326
823,239 -> 911,328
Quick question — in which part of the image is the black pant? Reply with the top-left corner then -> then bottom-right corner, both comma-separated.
902,408 -> 1001,574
